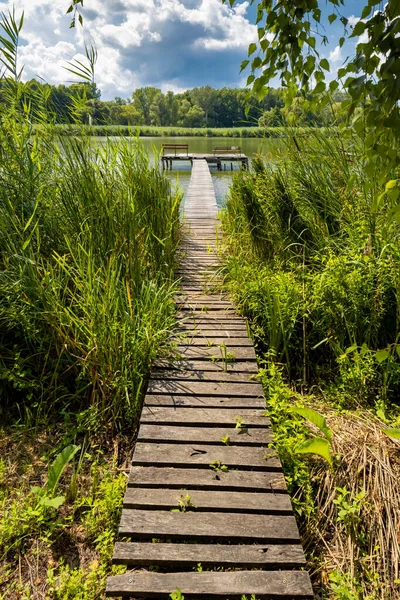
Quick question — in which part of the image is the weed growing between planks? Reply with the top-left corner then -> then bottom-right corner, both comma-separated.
220,130 -> 400,598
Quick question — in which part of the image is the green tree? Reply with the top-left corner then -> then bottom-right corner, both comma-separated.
178,99 -> 205,127
190,86 -> 218,126
131,87 -> 162,125
223,0 -> 400,179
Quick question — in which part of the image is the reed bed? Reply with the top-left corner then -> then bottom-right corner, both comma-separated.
221,129 -> 400,597
0,125 -> 182,430
52,124 -> 323,138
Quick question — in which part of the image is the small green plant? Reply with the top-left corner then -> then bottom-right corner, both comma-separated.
292,407 -> 333,466
170,589 -> 185,600
234,416 -> 248,434
333,487 -> 366,531
32,444 -> 81,509
209,460 -> 229,472
221,434 -> 230,445
171,494 -> 197,513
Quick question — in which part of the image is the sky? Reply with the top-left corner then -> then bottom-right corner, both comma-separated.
0,0 -> 367,101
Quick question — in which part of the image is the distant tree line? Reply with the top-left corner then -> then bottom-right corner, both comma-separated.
0,80 -> 346,127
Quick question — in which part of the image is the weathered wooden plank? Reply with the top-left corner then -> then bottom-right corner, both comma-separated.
106,570 -> 313,598
137,424 -> 271,446
153,359 -> 259,373
178,308 -> 237,316
123,488 -> 292,513
177,318 -> 247,327
176,336 -> 254,346
177,322 -> 249,332
140,406 -> 269,426
112,541 -> 306,568
150,369 -> 259,383
132,442 -> 280,470
119,510 -> 300,543
144,395 -> 264,408
128,466 -> 287,492
176,345 -> 257,361
146,380 -> 263,397
177,315 -> 242,323
178,303 -> 234,311
176,294 -> 229,302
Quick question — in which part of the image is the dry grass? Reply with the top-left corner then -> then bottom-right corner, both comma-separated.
301,410 -> 400,598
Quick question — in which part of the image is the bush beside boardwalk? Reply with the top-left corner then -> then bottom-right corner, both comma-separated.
220,131 -> 400,598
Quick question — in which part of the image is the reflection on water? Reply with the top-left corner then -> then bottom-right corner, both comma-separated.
165,165 -> 238,210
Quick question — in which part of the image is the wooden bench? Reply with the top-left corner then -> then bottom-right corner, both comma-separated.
162,144 -> 189,156
213,146 -> 241,155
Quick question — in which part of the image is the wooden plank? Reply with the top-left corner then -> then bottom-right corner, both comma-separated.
150,369 -> 259,383
106,570 -> 313,598
123,488 -> 292,513
176,336 -> 254,346
132,442 -> 280,470
176,294 -> 229,302
153,359 -> 258,373
140,407 -> 269,427
176,345 -> 257,361
128,466 -> 287,492
177,314 -> 241,322
178,309 -> 237,316
119,510 -> 300,543
177,323 -> 249,332
177,303 -> 234,311
137,424 -> 271,446
146,380 -> 263,397
112,541 -> 306,568
144,395 -> 264,408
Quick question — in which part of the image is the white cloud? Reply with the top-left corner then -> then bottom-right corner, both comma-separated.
329,45 -> 342,63
0,0 -> 256,98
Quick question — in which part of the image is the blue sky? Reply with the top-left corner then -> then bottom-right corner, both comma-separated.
0,0 -> 366,100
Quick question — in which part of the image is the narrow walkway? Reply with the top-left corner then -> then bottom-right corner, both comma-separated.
106,160 -> 313,599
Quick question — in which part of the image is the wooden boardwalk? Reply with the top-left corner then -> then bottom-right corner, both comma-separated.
106,160 -> 313,599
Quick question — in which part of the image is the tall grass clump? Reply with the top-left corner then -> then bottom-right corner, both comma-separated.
0,20 -> 182,430
0,129 -> 181,429
221,128 -> 400,596
222,130 -> 400,406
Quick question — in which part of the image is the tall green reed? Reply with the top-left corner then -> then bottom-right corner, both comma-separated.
0,106 -> 181,430
222,128 -> 400,404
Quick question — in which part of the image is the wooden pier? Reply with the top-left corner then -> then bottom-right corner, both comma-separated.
106,160 -> 313,599
161,144 -> 249,171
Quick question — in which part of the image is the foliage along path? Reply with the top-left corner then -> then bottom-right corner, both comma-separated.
106,159 -> 313,599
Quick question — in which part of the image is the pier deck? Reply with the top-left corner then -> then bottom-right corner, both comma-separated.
106,159 -> 313,599
161,152 -> 249,170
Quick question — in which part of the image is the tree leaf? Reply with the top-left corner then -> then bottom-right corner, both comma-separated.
47,444 -> 80,494
292,407 -> 332,441
320,58 -> 330,71
295,437 -> 332,465
248,43 -> 257,57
